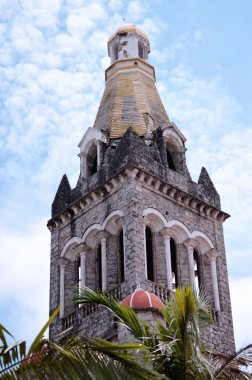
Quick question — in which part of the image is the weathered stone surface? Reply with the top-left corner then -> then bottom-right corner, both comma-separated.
49,25 -> 235,359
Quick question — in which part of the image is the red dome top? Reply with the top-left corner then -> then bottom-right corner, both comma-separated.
121,289 -> 164,311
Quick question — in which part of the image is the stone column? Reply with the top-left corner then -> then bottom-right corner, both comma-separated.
97,140 -> 101,168
184,238 -> 197,287
207,249 -> 221,311
161,228 -> 174,291
80,249 -> 87,289
101,237 -> 107,291
96,231 -> 110,291
57,258 -> 68,318
79,151 -> 87,178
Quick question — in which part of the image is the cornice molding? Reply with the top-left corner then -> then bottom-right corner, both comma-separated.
47,164 -> 230,231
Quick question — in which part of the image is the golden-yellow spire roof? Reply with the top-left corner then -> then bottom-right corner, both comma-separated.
93,25 -> 170,139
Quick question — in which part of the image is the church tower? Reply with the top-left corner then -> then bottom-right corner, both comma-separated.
48,24 -> 235,356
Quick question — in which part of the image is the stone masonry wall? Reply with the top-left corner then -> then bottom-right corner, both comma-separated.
49,174 -> 235,355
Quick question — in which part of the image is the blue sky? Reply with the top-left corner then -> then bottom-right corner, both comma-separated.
0,0 -> 252,348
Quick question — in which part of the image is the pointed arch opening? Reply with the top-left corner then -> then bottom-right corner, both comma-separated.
145,226 -> 154,281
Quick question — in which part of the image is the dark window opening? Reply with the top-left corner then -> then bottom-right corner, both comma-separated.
166,149 -> 176,171
113,42 -> 118,61
87,144 -> 98,177
138,41 -> 144,58
90,154 -> 97,175
76,256 -> 81,307
119,230 -> 125,282
97,243 -> 102,290
76,256 -> 81,287
170,238 -> 178,289
193,249 -> 201,291
145,226 -> 154,281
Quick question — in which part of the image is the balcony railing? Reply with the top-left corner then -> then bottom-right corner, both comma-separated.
106,283 -> 124,301
151,282 -> 170,303
62,310 -> 77,330
62,284 -> 124,331
62,282 -> 170,331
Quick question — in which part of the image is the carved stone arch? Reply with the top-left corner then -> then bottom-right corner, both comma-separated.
143,208 -> 167,232
163,127 -> 185,172
191,231 -> 214,254
143,208 -> 168,283
78,127 -> 107,178
82,223 -> 102,249
102,210 -> 125,285
61,237 -> 82,260
102,210 -> 125,235
166,219 -> 190,243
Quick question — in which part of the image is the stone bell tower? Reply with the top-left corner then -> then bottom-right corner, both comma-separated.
48,24 -> 235,356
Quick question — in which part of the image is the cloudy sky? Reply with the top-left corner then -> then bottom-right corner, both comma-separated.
0,0 -> 251,349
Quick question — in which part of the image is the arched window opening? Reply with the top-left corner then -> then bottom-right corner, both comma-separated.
76,256 -> 81,307
76,256 -> 81,288
170,238 -> 178,289
113,42 -> 118,61
87,144 -> 98,177
97,243 -> 102,290
145,226 -> 154,281
119,229 -> 125,282
193,249 -> 201,291
166,148 -> 176,171
138,41 -> 144,59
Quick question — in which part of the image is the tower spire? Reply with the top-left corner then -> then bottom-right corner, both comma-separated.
93,24 -> 170,139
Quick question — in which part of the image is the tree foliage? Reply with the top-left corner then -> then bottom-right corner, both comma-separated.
1,286 -> 251,379
75,286 -> 252,380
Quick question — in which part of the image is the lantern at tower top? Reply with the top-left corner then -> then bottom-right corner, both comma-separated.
108,24 -> 150,64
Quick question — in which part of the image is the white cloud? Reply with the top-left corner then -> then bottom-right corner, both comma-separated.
140,16 -> 167,39
67,3 -> 108,38
127,0 -> 147,21
108,0 -> 125,11
21,0 -> 61,29
0,221 -> 50,342
230,276 -> 252,348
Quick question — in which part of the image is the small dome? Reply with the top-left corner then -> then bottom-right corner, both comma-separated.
121,289 -> 164,311
108,24 -> 149,42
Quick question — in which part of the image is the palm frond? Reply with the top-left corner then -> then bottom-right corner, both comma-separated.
74,286 -> 146,341
157,287 -> 214,379
213,344 -> 252,380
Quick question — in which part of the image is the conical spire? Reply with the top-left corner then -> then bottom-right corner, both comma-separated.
92,25 -> 170,139
52,174 -> 71,216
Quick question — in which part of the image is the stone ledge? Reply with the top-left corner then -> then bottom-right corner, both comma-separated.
47,164 -> 230,231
